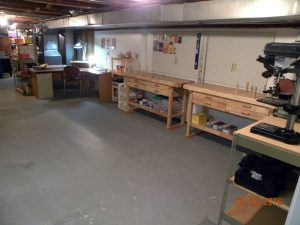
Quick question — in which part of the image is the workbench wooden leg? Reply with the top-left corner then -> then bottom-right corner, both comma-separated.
166,87 -> 174,129
181,89 -> 188,125
185,92 -> 193,137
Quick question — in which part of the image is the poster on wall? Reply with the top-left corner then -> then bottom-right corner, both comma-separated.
101,37 -> 117,49
111,38 -> 117,50
105,38 -> 111,49
153,34 -> 182,54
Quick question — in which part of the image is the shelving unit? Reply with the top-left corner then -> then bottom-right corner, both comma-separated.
224,194 -> 287,225
123,72 -> 194,130
191,123 -> 233,140
184,83 -> 274,139
13,58 -> 36,95
229,177 -> 294,211
10,30 -> 37,96
111,57 -> 134,102
218,116 -> 300,225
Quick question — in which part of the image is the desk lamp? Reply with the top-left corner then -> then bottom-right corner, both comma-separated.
74,41 -> 87,61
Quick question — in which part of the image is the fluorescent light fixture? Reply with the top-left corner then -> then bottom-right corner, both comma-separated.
131,0 -> 153,2
0,15 -> 8,26
88,55 -> 97,64
10,23 -> 17,29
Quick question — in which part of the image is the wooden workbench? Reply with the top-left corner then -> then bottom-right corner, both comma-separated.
123,72 -> 194,130
184,83 -> 274,140
218,116 -> 300,225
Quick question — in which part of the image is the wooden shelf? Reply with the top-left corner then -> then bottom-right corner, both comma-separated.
112,96 -> 118,102
171,111 -> 184,118
16,87 -> 24,95
112,71 -> 125,76
190,123 -> 233,140
129,101 -> 183,118
230,177 -> 294,212
224,194 -> 287,225
129,101 -> 168,117
16,87 -> 31,96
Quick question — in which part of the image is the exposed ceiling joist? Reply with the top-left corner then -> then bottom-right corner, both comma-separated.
0,6 -> 63,16
23,0 -> 105,9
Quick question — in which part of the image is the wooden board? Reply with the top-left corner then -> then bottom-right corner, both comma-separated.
230,177 -> 294,212
184,83 -> 274,109
129,101 -> 168,117
225,194 -> 287,225
190,123 -> 233,140
31,73 -> 38,98
235,116 -> 300,155
99,73 -> 112,102
123,72 -> 194,88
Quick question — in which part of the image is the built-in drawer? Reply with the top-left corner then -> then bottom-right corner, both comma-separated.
227,100 -> 270,115
226,106 -> 267,120
193,93 -> 227,111
126,80 -> 170,96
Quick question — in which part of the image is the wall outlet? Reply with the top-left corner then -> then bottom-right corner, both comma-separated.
231,63 -> 237,72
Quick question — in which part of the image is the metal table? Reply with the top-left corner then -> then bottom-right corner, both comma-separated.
218,116 -> 300,225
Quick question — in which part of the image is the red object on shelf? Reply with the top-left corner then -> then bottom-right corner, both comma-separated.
19,53 -> 30,59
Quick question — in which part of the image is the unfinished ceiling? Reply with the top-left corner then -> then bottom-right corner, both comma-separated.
0,0 -> 205,24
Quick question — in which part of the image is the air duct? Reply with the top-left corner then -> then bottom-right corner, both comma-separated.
43,0 -> 300,30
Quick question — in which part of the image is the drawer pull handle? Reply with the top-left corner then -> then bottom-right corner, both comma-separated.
242,105 -> 251,109
241,112 -> 250,116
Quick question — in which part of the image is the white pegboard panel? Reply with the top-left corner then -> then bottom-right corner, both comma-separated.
204,32 -> 275,91
151,32 -> 199,81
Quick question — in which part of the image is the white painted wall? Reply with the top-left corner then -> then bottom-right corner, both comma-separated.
93,28 -> 299,127
94,28 -> 299,84
94,30 -> 201,81
150,31 -> 199,81
94,30 -> 143,70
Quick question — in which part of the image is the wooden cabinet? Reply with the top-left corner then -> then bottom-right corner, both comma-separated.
184,83 -> 274,139
98,72 -> 112,102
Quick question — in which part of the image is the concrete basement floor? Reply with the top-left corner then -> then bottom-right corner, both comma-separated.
0,78 -> 238,225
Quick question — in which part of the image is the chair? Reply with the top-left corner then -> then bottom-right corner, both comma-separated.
63,66 -> 82,97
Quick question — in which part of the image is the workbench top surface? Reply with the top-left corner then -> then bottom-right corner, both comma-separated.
236,116 -> 300,154
29,67 -> 108,75
123,72 -> 194,87
184,83 -> 274,108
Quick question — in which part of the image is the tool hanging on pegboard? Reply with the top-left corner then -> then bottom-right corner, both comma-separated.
194,33 -> 201,70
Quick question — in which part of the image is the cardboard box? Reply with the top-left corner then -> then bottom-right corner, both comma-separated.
192,112 -> 207,125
